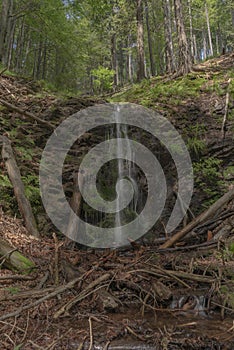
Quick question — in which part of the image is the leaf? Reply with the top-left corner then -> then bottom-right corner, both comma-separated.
207,230 -> 213,241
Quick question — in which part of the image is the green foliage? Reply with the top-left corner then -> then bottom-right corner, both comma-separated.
5,286 -> 20,294
15,146 -> 34,161
22,175 -> 41,211
91,66 -> 115,94
13,345 -> 23,350
0,174 -> 12,188
185,123 -> 206,157
112,74 -> 207,105
0,174 -> 16,213
193,157 -> 224,205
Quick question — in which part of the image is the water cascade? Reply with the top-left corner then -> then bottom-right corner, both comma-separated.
114,106 -> 139,246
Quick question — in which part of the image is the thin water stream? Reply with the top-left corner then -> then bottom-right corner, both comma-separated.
114,105 -> 139,246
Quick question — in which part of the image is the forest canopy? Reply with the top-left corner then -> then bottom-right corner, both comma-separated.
0,0 -> 233,93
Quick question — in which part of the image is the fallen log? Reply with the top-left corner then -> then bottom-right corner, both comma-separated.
0,98 -> 54,129
0,237 -> 35,273
160,187 -> 234,249
0,136 -> 40,238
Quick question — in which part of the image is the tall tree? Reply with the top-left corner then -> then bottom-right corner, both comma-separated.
163,0 -> 175,73
145,0 -> 156,76
0,0 -> 13,64
174,0 -> 192,75
136,0 -> 146,81
205,1 -> 214,56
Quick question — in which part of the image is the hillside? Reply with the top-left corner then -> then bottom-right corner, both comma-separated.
0,54 -> 234,349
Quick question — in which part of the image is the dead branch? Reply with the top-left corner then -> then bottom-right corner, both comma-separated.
0,135 -> 40,238
221,78 -> 231,139
160,187 -> 234,249
0,271 -> 87,321
130,268 -> 215,284
0,274 -> 35,281
0,98 -> 54,129
53,273 -> 111,318
0,287 -> 55,302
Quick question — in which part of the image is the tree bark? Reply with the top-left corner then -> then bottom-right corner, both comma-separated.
188,0 -> 194,61
0,136 -> 40,238
0,0 -> 13,64
163,0 -> 175,74
145,0 -> 155,76
174,0 -> 191,75
136,0 -> 146,81
111,33 -> 119,88
205,1 -> 213,57
203,30 -> 207,60
127,35 -> 133,82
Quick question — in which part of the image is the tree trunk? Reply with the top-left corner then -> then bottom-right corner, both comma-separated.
111,33 -> 119,89
203,30 -> 207,60
136,0 -> 146,81
145,0 -> 155,76
6,19 -> 15,70
205,1 -> 213,57
0,0 -> 13,64
163,0 -> 175,74
193,34 -> 198,61
174,0 -> 191,75
0,136 -> 40,238
119,41 -> 124,86
215,32 -> 220,55
42,39 -> 47,80
188,0 -> 194,61
127,35 -> 133,82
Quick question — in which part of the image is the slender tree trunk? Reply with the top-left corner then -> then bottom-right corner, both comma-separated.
23,34 -> 31,74
0,0 -> 11,62
111,33 -> 119,88
35,39 -> 43,79
6,20 -> 15,70
42,39 -> 47,79
136,0 -> 146,81
15,19 -> 25,73
163,0 -> 175,73
119,41 -> 124,86
193,34 -> 198,61
174,0 -> 191,75
145,0 -> 155,76
215,32 -> 220,55
1,0 -> 14,66
205,1 -> 213,57
188,0 -> 194,61
203,30 -> 207,60
127,35 -> 133,82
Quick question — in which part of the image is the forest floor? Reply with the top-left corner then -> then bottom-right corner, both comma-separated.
0,53 -> 234,349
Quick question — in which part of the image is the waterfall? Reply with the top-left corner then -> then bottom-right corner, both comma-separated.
114,105 -> 138,246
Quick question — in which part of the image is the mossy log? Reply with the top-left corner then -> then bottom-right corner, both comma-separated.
0,237 -> 35,273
